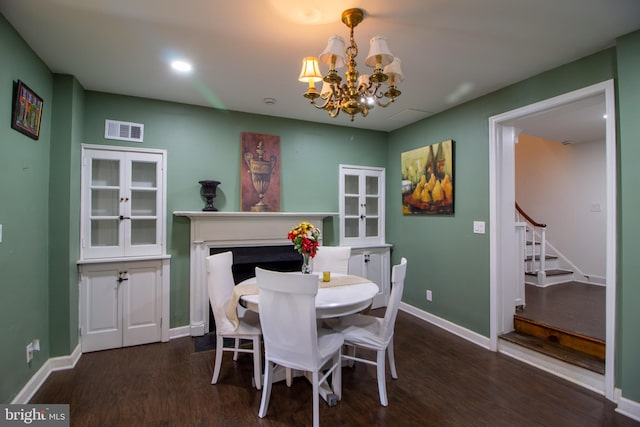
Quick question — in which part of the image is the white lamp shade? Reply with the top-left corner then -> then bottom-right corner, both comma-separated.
298,57 -> 323,82
319,35 -> 346,68
365,35 -> 394,68
383,57 -> 404,83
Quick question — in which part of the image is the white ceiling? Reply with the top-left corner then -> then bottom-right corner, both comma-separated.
1,0 -> 639,134
511,94 -> 607,145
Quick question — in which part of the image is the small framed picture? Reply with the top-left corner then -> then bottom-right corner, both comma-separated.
11,80 -> 44,140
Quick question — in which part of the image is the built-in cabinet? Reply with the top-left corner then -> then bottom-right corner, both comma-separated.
339,164 -> 391,307
339,164 -> 385,246
79,259 -> 167,352
348,246 -> 391,308
81,147 -> 164,259
79,145 -> 169,352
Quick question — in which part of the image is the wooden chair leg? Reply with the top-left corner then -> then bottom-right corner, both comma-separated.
388,337 -> 398,379
233,338 -> 240,361
259,361 -> 273,418
376,349 -> 388,406
253,336 -> 262,390
212,335 -> 224,384
312,371 -> 320,427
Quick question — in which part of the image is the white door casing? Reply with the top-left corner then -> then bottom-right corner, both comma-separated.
489,80 -> 617,399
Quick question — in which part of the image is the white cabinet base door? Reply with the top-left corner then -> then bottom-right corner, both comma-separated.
80,260 -> 163,352
348,246 -> 391,309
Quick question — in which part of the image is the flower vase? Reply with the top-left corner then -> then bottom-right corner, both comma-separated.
301,253 -> 312,274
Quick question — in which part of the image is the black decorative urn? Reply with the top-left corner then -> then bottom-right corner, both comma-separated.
199,180 -> 221,211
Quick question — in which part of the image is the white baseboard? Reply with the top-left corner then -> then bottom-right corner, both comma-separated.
617,396 -> 640,422
399,302 -> 491,349
169,325 -> 191,339
11,343 -> 82,404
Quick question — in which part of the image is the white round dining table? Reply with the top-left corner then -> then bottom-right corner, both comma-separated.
238,273 -> 379,319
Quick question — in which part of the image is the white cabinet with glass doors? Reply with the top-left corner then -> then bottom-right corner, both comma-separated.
81,145 -> 166,259
339,164 -> 385,246
79,144 -> 169,352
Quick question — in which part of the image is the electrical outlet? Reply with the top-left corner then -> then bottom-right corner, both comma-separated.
426,290 -> 433,301
26,342 -> 34,363
32,339 -> 40,352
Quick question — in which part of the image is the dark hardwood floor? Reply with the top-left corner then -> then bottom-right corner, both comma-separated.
31,310 -> 636,427
518,282 -> 605,341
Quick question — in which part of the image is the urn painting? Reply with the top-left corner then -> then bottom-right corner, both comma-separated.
241,132 -> 281,212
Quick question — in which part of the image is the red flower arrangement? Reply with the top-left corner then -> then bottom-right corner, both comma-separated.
288,222 -> 320,258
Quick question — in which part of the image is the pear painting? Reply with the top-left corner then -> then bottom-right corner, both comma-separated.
401,140 -> 454,215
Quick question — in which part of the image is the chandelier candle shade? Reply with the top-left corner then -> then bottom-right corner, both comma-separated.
298,8 -> 404,121
288,222 -> 321,274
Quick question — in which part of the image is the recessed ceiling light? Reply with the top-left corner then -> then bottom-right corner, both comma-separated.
603,114 -> 608,119
171,60 -> 192,73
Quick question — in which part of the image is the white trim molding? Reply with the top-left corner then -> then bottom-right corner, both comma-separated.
170,326 -> 191,340
617,396 -> 640,422
11,344 -> 82,404
399,302 -> 491,350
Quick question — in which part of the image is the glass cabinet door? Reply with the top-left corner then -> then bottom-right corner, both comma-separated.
82,146 -> 165,259
125,153 -> 162,256
87,152 -> 125,257
339,165 -> 385,245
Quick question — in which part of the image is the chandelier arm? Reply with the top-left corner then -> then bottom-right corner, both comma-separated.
375,98 -> 393,108
309,96 -> 333,110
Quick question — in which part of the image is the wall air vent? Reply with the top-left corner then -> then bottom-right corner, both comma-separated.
104,119 -> 144,143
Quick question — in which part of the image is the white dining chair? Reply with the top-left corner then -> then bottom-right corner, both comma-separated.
255,267 -> 344,427
328,257 -> 407,406
312,246 -> 351,274
206,251 -> 262,390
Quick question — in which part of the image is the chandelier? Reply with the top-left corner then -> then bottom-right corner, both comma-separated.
298,8 -> 404,122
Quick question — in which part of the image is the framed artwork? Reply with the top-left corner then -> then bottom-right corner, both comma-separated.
401,139 -> 455,215
11,80 -> 43,140
241,132 -> 281,212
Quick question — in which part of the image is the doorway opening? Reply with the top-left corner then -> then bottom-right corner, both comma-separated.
488,80 -> 616,400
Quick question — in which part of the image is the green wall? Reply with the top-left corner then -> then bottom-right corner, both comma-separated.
0,14 -> 53,401
48,74 -> 83,357
617,29 -> 640,403
387,49 -> 616,336
2,9 -> 640,409
81,92 -> 389,328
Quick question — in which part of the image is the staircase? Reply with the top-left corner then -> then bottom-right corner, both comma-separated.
516,203 -> 576,287
506,205 -> 605,374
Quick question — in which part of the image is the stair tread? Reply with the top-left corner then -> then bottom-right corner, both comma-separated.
524,255 -> 559,261
500,331 -> 605,374
525,269 -> 572,276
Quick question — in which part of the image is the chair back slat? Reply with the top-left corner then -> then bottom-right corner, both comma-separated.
312,246 -> 351,274
256,268 -> 320,370
380,257 -> 407,341
206,251 -> 237,335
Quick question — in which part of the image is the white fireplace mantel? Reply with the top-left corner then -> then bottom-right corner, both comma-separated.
173,211 -> 338,335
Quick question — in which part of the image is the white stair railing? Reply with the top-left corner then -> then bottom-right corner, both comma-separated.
515,203 -> 547,282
